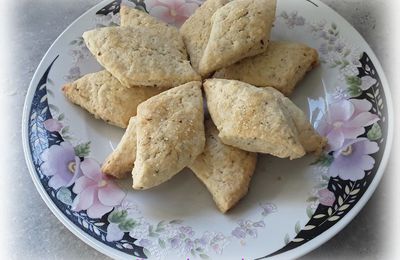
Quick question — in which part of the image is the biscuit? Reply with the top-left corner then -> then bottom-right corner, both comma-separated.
62,70 -> 162,128
271,89 -> 327,154
199,0 -> 277,76
204,79 -> 305,159
120,5 -> 183,41
83,26 -> 200,88
102,117 -> 137,178
120,5 -> 165,27
214,41 -> 319,95
132,81 -> 205,190
189,119 -> 257,213
180,0 -> 231,76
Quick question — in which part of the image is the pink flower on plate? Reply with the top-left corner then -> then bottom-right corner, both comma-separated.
318,188 -> 335,206
329,138 -> 379,181
72,158 -> 125,218
318,99 -> 379,151
145,0 -> 199,27
40,142 -> 82,189
43,118 -> 63,132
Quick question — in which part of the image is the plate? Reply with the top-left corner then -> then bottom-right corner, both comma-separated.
22,0 -> 393,259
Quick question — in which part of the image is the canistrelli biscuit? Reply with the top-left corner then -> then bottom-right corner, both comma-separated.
214,41 -> 319,95
102,117 -> 138,179
190,119 -> 257,213
62,3 -> 325,214
132,81 -> 205,190
120,5 -> 167,28
62,70 -> 162,128
63,7 -> 176,127
83,26 -> 200,88
199,0 -> 277,76
204,79 -> 305,159
180,0 -> 231,76
270,89 -> 327,154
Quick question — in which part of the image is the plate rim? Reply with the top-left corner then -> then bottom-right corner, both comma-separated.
21,0 -> 394,259
21,1 -> 130,259
266,0 -> 394,258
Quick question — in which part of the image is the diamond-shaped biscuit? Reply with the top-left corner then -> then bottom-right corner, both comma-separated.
204,79 -> 305,159
102,117 -> 137,179
270,88 -> 327,154
132,81 -> 205,189
198,0 -> 277,76
121,5 -> 164,27
62,70 -> 162,128
83,26 -> 200,88
180,0 -> 231,76
214,41 -> 319,96
190,119 -> 257,213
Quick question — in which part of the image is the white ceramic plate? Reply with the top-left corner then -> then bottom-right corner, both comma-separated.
22,0 -> 393,259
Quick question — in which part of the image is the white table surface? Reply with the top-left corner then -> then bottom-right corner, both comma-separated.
0,0 -> 398,259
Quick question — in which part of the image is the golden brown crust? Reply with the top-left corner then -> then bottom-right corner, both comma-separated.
189,119 -> 257,213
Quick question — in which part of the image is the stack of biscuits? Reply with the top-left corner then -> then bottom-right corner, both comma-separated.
62,0 -> 326,213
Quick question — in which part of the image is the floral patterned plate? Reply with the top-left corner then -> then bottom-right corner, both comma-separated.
22,0 -> 393,259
